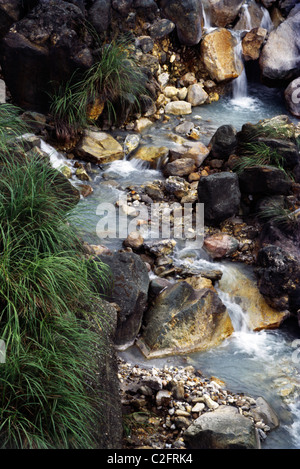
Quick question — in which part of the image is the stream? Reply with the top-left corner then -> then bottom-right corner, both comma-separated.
41,54 -> 300,448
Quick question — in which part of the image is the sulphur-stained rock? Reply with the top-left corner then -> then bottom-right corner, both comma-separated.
183,405 -> 260,449
160,0 -> 203,46
284,77 -> 300,118
200,28 -> 243,83
134,117 -> 153,133
219,262 -> 290,331
131,145 -> 169,168
242,27 -> 268,61
123,231 -> 144,250
136,281 -> 234,358
165,175 -> 190,198
204,234 -> 239,259
74,129 -> 123,164
259,5 -> 300,84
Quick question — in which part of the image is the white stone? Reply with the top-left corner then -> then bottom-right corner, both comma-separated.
164,101 -> 192,115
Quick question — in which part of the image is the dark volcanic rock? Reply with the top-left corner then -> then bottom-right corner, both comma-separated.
0,0 -> 93,111
160,0 -> 203,46
238,165 -> 293,195
97,251 -> 150,348
209,125 -> 237,160
197,172 -> 241,225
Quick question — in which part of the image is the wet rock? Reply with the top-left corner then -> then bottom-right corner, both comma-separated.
204,234 -> 239,259
242,27 -> 268,61
136,281 -> 233,358
250,397 -> 280,431
0,0 -> 29,39
197,172 -> 241,225
163,158 -> 197,177
209,0 -> 245,28
75,129 -> 124,164
165,175 -> 190,199
134,117 -> 153,132
144,239 -> 176,257
144,180 -> 165,200
208,124 -> 237,160
123,231 -> 144,250
259,5 -> 300,84
284,77 -> 300,118
132,146 -> 169,168
136,35 -> 154,53
256,245 -> 300,314
175,121 -> 194,135
161,0 -> 203,46
238,165 -> 293,195
97,251 -> 150,348
75,167 -> 91,181
234,0 -> 265,30
200,28 -> 243,83
79,184 -> 93,197
186,84 -> 208,106
183,405 -> 261,449
165,101 -> 192,115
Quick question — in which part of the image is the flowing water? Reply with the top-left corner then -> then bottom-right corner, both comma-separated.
40,22 -> 300,447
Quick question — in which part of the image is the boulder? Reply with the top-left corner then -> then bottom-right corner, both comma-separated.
169,140 -> 210,166
238,165 -> 293,195
197,172 -> 241,224
250,397 -> 280,431
74,129 -> 124,164
0,0 -> 24,38
284,77 -> 300,118
163,158 -> 197,177
208,124 -> 237,159
259,5 -> 300,85
97,251 -> 150,348
187,83 -> 209,106
183,405 -> 260,449
234,0 -> 265,31
256,245 -> 300,313
131,146 -> 169,168
164,101 -> 192,115
204,234 -> 239,259
242,27 -> 268,61
200,28 -> 243,83
208,0 -> 245,28
136,281 -> 233,358
148,18 -> 175,39
160,0 -> 203,46
0,0 -> 93,111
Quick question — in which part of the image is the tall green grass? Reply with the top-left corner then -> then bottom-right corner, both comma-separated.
50,35 -> 148,142
0,106 -> 112,448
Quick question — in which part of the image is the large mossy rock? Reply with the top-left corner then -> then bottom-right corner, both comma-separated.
136,281 -> 234,358
197,172 -> 241,225
0,0 -> 93,111
183,405 -> 261,449
97,251 -> 150,348
259,4 -> 300,85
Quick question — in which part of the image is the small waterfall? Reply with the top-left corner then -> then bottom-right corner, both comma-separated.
241,3 -> 253,31
202,0 -> 213,32
232,37 -> 248,100
260,6 -> 273,31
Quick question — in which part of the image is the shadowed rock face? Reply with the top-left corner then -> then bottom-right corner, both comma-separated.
136,281 -> 234,358
0,0 -> 93,112
160,0 -> 203,46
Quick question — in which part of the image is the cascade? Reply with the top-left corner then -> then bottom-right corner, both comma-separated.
260,5 -> 273,31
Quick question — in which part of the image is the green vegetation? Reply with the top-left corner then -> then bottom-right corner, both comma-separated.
50,35 -> 148,143
234,141 -> 286,174
258,200 -> 299,233
0,104 -> 112,448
